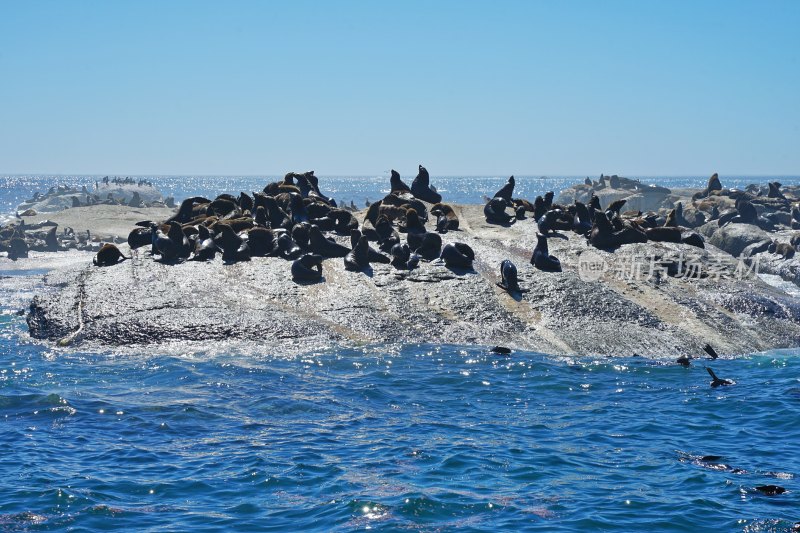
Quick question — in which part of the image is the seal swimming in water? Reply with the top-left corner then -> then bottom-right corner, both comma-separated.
707,367 -> 734,387
411,165 -> 442,204
440,242 -> 474,269
531,234 -> 562,272
497,259 -> 529,293
93,243 -> 130,266
291,253 -> 324,282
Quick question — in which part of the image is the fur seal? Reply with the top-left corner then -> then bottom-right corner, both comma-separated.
484,198 -> 515,225
214,223 -> 250,263
308,226 -> 350,257
411,165 -> 442,204
431,203 -> 459,232
291,253 -> 323,282
440,242 -> 474,269
707,367 -> 734,387
493,176 -> 515,201
768,240 -> 796,259
497,259 -> 528,293
344,233 -> 370,271
390,243 -> 411,269
127,227 -> 153,249
247,227 -> 276,256
703,344 -> 719,359
399,208 -> 427,234
531,234 -> 561,272
407,231 -> 442,260
390,169 -> 411,193
349,229 -> 389,264
93,243 -> 130,266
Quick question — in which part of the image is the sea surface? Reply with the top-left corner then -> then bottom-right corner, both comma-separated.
1,175 -> 800,531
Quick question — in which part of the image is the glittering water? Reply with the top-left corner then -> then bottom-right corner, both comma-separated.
1,176 -> 800,530
3,174 -> 800,219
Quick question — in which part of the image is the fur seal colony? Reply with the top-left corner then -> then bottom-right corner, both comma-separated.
18,170 -> 800,358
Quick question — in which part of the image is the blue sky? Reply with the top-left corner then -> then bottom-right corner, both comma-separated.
0,1 -> 798,176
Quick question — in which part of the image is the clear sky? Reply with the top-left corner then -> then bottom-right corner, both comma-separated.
0,0 -> 798,176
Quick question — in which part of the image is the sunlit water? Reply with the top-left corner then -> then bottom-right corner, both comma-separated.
1,176 -> 800,531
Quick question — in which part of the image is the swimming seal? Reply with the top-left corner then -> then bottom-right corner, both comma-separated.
440,242 -> 474,269
411,165 -> 442,204
531,234 -> 561,272
707,367 -> 734,387
497,259 -> 528,293
93,243 -> 130,266
292,253 -> 324,282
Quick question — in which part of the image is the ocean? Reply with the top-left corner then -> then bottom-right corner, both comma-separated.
1,175 -> 800,531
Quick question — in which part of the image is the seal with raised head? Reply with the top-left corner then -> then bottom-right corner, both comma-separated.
531,234 -> 562,272
497,259 -> 529,293
292,253 -> 324,282
308,226 -> 351,257
344,233 -> 371,271
411,165 -> 442,204
93,243 -> 130,267
493,176 -> 515,202
389,169 -> 411,193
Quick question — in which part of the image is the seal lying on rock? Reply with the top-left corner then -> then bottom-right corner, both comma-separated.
93,243 -> 130,267
291,253 -> 323,282
531,234 -> 562,272
440,242 -> 475,269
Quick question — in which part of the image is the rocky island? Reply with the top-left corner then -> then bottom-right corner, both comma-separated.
12,171 -> 800,358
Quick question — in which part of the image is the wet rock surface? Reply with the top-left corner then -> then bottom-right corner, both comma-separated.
25,204 -> 800,357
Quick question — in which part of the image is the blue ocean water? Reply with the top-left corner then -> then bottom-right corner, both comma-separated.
1,175 -> 800,531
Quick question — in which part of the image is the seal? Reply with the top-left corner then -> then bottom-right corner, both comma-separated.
308,226 -> 351,257
496,259 -> 529,293
93,243 -> 130,267
492,176 -> 515,202
399,208 -> 427,234
530,233 -> 562,272
344,233 -> 371,271
572,201 -> 592,235
768,240 -> 796,259
350,229 -> 390,264
484,197 -> 515,225
707,367 -> 734,387
390,169 -> 411,193
214,223 -> 250,263
390,243 -> 411,270
408,231 -> 442,260
248,227 -> 276,257
291,253 -> 324,282
440,242 -> 474,269
430,203 -> 459,232
411,165 -> 442,204
127,227 -> 153,249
